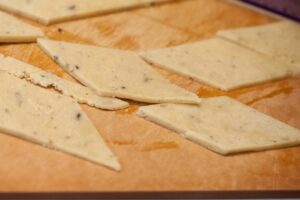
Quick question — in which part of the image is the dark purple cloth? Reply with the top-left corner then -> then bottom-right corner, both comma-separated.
238,0 -> 300,22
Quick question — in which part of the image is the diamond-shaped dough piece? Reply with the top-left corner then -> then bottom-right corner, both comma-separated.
37,38 -> 201,104
0,11 -> 43,43
217,21 -> 300,72
0,0 -> 169,25
0,55 -> 129,110
137,96 -> 300,155
0,72 -> 120,170
140,38 -> 298,91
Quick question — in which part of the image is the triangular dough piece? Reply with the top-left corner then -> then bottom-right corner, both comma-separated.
0,11 -> 43,43
0,72 -> 120,170
0,56 -> 129,110
217,21 -> 300,72
0,0 -> 168,25
37,38 -> 201,104
137,96 -> 300,155
141,38 -> 298,91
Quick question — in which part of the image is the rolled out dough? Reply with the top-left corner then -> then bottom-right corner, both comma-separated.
0,72 -> 120,170
0,55 -> 129,110
138,96 -> 300,155
0,10 -> 43,43
37,38 -> 202,104
140,38 -> 297,91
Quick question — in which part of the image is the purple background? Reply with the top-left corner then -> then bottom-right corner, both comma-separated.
238,0 -> 300,22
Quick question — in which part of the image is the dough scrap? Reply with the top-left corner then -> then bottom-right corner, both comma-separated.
0,55 -> 129,110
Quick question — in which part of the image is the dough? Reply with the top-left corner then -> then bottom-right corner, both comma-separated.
217,21 -> 300,72
0,55 -> 129,110
0,0 -> 169,25
0,10 -> 43,43
137,96 -> 300,155
141,38 -> 298,91
0,72 -> 120,170
37,38 -> 201,104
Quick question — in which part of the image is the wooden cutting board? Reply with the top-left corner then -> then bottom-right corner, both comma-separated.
0,0 -> 299,194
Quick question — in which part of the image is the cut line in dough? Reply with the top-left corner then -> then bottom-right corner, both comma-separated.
217,21 -> 300,72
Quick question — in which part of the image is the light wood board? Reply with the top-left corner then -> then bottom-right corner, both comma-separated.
0,0 -> 299,192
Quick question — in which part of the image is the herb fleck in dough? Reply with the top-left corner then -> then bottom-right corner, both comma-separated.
140,38 -> 298,91
0,55 -> 129,110
0,72 -> 120,170
138,96 -> 300,154
0,10 -> 43,43
38,38 -> 201,104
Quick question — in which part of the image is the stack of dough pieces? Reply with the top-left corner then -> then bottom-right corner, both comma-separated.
0,10 -> 43,43
0,0 -> 169,25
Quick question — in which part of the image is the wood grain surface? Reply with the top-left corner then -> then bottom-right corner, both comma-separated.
0,0 -> 299,193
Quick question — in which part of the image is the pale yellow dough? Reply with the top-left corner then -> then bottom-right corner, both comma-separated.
217,21 -> 300,72
0,72 -> 120,170
141,38 -> 297,91
0,10 -> 43,43
0,0 -> 169,25
37,38 -> 201,104
138,96 -> 300,155
0,55 -> 129,110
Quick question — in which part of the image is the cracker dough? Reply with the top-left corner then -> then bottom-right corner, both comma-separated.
0,10 -> 43,43
217,21 -> 300,72
141,38 -> 297,91
0,72 -> 120,170
137,96 -> 300,155
0,0 -> 169,25
37,38 -> 201,104
0,55 -> 129,110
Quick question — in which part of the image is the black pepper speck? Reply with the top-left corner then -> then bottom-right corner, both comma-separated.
76,113 -> 81,120
68,5 -> 76,10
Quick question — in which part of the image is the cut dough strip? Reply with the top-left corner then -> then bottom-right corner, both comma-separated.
0,0 -> 170,25
0,55 -> 129,110
217,21 -> 300,72
137,96 -> 300,155
140,38 -> 298,91
0,72 -> 120,170
37,38 -> 201,104
0,10 -> 43,43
